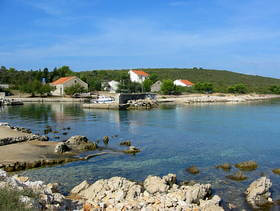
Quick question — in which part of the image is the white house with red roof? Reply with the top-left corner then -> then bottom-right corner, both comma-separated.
128,70 -> 149,83
50,76 -> 88,96
174,79 -> 194,87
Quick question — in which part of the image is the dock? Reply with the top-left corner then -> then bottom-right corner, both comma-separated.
82,103 -> 129,110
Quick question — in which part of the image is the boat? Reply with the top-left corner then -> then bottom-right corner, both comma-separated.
0,98 -> 24,106
90,96 -> 115,104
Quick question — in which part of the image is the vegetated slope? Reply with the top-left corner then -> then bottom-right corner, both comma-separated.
79,68 -> 280,93
140,68 -> 280,93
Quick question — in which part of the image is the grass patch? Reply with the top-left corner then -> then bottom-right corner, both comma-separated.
0,187 -> 36,211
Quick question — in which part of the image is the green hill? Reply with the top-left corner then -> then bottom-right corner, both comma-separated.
1,66 -> 280,93
78,68 -> 280,93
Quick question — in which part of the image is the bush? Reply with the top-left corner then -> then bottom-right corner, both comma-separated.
269,85 -> 280,94
64,84 -> 86,95
0,187 -> 36,211
160,80 -> 181,95
143,79 -> 153,92
227,84 -> 248,94
19,80 -> 55,97
194,82 -> 214,93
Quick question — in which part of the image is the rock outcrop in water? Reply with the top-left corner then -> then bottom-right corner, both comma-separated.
71,174 -> 224,210
226,171 -> 247,181
54,135 -> 98,154
245,177 -> 273,209
235,161 -> 258,171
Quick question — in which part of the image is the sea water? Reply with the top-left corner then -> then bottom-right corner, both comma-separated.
1,100 -> 280,209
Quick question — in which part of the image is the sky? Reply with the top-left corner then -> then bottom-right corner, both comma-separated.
0,0 -> 280,78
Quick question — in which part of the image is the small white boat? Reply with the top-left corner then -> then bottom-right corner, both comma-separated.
91,96 -> 115,104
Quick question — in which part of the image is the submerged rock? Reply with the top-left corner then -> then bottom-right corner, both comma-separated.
245,177 -> 272,209
186,166 -> 200,174
235,161 -> 258,171
272,168 -> 280,175
120,140 -> 131,146
216,163 -> 231,171
103,136 -> 109,144
226,171 -> 247,181
123,146 -> 140,154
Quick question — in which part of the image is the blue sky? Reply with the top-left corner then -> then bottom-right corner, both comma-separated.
0,0 -> 280,78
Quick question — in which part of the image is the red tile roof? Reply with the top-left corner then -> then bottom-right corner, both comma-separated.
51,76 -> 76,85
132,70 -> 149,77
180,80 -> 194,86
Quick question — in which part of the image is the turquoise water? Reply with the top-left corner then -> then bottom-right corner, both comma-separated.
1,100 -> 280,209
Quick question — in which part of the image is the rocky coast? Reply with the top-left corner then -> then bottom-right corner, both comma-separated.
158,93 -> 280,104
0,168 -> 278,210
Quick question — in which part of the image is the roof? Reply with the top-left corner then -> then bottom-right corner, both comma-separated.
51,76 -> 76,85
131,70 -> 149,77
179,79 -> 194,86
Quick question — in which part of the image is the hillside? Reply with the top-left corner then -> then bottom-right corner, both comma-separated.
78,68 -> 280,93
1,67 -> 280,93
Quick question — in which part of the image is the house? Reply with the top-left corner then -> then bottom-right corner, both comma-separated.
128,70 -> 149,83
0,84 -> 9,89
50,76 -> 88,96
102,80 -> 120,93
173,79 -> 194,87
151,81 -> 162,92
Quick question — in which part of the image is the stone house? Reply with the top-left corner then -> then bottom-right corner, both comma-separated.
50,76 -> 88,96
151,81 -> 162,92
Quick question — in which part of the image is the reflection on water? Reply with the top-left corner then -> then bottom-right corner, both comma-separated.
1,100 -> 280,209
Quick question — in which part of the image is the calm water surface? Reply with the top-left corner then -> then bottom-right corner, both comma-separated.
1,100 -> 280,209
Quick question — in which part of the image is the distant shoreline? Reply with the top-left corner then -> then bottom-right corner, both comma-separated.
157,93 -> 280,105
4,93 -> 280,104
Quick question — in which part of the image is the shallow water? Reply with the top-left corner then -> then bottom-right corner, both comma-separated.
1,100 -> 280,210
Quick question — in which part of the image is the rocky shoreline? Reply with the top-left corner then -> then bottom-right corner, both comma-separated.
0,123 -> 141,172
0,168 -> 278,210
158,93 -> 280,104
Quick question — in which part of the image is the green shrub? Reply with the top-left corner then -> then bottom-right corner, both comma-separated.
143,79 -> 153,92
64,84 -> 86,95
269,85 -> 280,94
160,80 -> 181,95
194,82 -> 214,93
0,187 -> 36,211
227,84 -> 248,94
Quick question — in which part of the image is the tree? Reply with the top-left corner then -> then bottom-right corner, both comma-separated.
19,80 -> 55,97
194,82 -> 214,93
64,84 -> 86,95
143,79 -> 153,92
227,84 -> 247,94
88,79 -> 101,91
149,73 -> 158,83
160,80 -> 181,95
269,85 -> 280,94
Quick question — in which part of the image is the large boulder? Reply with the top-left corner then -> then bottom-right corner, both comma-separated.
54,143 -> 71,153
70,180 -> 90,195
182,183 -> 211,204
66,136 -> 88,145
78,177 -> 142,202
144,175 -> 170,194
245,177 -> 272,208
